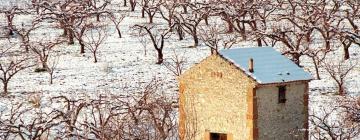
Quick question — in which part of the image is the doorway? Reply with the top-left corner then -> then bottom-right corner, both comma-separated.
210,132 -> 227,140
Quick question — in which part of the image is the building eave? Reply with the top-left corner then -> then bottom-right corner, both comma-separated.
255,79 -> 311,88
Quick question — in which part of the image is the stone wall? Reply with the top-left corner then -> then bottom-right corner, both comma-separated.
256,82 -> 308,140
178,55 -> 256,140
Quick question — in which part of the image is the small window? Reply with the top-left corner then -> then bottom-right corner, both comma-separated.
278,86 -> 286,103
210,132 -> 227,140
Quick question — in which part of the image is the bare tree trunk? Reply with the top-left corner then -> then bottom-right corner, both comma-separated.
123,0 -> 127,6
142,8 -> 145,18
21,37 -> 30,52
148,13 -> 153,23
257,38 -> 262,46
68,29 -> 75,45
60,21 -> 68,37
344,45 -> 350,60
3,81 -> 8,95
241,22 -> 246,40
80,41 -> 85,53
293,54 -> 301,66
62,28 -> 68,37
325,40 -> 331,50
204,16 -> 209,26
93,52 -> 98,63
338,83 -> 345,96
226,18 -> 234,33
312,57 -> 321,80
192,34 -> 199,47
6,15 -> 14,36
96,14 -> 101,22
177,26 -> 184,40
251,20 -> 262,46
50,74 -> 53,84
156,36 -> 165,64
156,49 -> 163,64
182,5 -> 187,14
116,28 -> 122,38
42,62 -> 47,69
130,0 -> 136,11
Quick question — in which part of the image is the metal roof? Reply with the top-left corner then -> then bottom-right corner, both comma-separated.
218,47 -> 313,84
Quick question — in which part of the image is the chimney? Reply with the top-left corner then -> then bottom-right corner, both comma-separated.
249,58 -> 254,73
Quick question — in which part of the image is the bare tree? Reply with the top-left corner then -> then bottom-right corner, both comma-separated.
47,54 -> 60,84
313,0 -> 343,51
83,25 -> 108,63
0,103 -> 63,140
39,0 -> 108,45
30,38 -> 64,71
223,0 -> 248,39
50,96 -> 87,138
341,97 -> 360,124
159,1 -> 178,29
0,103 -> 27,139
323,57 -> 357,95
140,0 -> 161,24
128,78 -> 178,139
80,95 -> 126,139
263,25 -> 310,66
199,24 -> 238,54
0,45 -> 35,95
251,0 -> 282,46
72,17 -> 93,54
310,103 -> 360,140
163,50 -> 187,76
88,0 -> 111,22
0,6 -> 24,36
174,2 -> 206,47
134,24 -> 173,64
0,80 -> 182,139
109,12 -> 127,38
14,18 -> 41,52
306,47 -> 330,80
39,0 -> 84,45
130,0 -> 137,11
339,33 -> 354,60
135,29 -> 149,56
340,0 -> 360,60
30,0 -> 41,14
123,0 -> 127,7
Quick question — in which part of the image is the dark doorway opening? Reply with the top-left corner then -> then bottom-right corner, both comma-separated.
210,132 -> 227,140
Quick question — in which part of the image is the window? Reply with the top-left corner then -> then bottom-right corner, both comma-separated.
278,86 -> 286,103
210,133 -> 227,140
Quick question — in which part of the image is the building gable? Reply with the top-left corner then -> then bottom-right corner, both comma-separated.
178,55 -> 257,84
178,54 -> 257,140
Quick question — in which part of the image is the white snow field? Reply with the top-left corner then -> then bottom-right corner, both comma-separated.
0,0 -> 359,139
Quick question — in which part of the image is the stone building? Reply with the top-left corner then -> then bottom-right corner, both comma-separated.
178,47 -> 312,140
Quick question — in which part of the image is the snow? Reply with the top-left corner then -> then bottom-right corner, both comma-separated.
219,47 -> 313,84
0,0 -> 359,139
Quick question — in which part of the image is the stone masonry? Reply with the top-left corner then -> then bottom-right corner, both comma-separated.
178,54 -> 309,140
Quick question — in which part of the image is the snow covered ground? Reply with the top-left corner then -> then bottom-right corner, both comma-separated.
0,0 -> 359,139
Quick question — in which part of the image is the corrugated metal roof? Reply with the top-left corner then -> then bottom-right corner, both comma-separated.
219,47 -> 313,84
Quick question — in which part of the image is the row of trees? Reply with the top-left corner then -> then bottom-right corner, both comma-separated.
309,97 -> 360,139
0,1 -> 358,93
0,0 -> 359,139
128,0 -> 359,95
126,0 -> 359,61
1,80 -> 360,140
0,0 -> 125,94
0,79 -> 181,140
